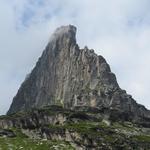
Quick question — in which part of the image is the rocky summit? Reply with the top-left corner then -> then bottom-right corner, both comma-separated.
7,25 -> 150,126
1,25 -> 150,150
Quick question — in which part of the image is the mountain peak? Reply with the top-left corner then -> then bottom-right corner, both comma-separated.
2,25 -> 150,150
49,25 -> 77,42
7,25 -> 150,127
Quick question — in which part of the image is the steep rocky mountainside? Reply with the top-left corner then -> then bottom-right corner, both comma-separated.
7,25 -> 150,126
1,25 -> 150,150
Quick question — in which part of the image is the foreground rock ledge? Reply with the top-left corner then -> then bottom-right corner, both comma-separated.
1,106 -> 150,149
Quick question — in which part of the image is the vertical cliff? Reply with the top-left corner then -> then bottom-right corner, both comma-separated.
7,25 -> 150,125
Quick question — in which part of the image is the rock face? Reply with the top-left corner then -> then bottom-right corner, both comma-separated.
7,25 -> 150,125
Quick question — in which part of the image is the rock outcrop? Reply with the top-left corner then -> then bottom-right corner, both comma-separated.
7,25 -> 150,125
1,106 -> 150,149
0,129 -> 16,137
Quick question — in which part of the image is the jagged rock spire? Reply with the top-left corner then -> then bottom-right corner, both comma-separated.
7,25 -> 150,126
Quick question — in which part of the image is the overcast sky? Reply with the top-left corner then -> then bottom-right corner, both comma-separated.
0,0 -> 150,115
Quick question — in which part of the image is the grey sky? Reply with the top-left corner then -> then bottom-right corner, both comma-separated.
0,0 -> 150,115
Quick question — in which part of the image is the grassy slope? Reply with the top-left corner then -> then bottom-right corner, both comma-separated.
0,128 -> 75,150
0,137 -> 75,150
0,107 -> 150,150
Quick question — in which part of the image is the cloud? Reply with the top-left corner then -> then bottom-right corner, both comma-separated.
0,0 -> 150,114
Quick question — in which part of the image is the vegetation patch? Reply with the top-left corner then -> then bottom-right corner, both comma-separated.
0,137 -> 75,150
133,135 -> 150,142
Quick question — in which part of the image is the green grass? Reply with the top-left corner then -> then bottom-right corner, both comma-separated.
48,121 -> 113,138
0,127 -> 75,150
133,135 -> 150,142
0,137 -> 75,150
112,122 -> 136,131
